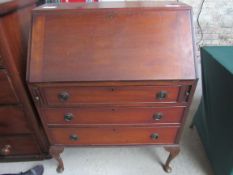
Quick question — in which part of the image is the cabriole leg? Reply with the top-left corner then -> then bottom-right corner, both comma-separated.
163,146 -> 180,173
49,146 -> 64,173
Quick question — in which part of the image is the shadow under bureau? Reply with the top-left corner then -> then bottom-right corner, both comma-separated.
27,1 -> 197,173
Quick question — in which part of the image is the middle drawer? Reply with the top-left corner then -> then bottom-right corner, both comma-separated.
42,106 -> 185,126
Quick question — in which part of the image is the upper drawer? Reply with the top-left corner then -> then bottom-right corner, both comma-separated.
40,85 -> 181,106
0,70 -> 18,105
0,106 -> 31,135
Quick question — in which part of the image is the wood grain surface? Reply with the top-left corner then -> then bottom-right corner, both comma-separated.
28,2 -> 196,82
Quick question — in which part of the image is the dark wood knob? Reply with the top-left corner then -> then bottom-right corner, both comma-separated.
1,145 -> 11,155
151,133 -> 159,140
64,113 -> 74,122
156,91 -> 167,100
58,91 -> 69,101
153,113 -> 163,121
69,134 -> 79,141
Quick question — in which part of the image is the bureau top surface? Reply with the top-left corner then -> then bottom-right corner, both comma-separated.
34,1 -> 191,11
27,1 -> 196,83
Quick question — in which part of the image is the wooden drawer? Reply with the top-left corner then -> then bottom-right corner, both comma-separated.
0,106 -> 31,135
43,106 -> 185,126
41,85 -> 181,106
0,136 -> 40,156
0,70 -> 18,104
49,126 -> 179,145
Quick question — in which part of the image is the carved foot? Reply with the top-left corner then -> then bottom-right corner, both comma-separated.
163,146 -> 180,173
49,146 -> 64,173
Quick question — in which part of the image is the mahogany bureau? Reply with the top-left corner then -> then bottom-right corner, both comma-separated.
0,0 -> 49,161
27,1 -> 197,173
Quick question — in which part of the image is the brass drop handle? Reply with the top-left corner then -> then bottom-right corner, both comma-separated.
153,113 -> 163,121
151,133 -> 159,140
1,145 -> 11,155
156,91 -> 167,100
64,113 -> 74,122
58,91 -> 69,102
69,134 -> 79,141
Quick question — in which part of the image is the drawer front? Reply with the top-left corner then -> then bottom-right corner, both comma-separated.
49,127 -> 179,145
0,70 -> 18,104
41,86 -> 180,106
0,107 -> 31,135
43,107 -> 185,125
0,136 -> 40,156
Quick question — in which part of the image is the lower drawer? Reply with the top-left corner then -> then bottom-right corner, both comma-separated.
49,126 -> 179,145
0,106 -> 31,134
0,136 -> 40,156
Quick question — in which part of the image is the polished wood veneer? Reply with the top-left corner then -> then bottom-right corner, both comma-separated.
27,1 -> 197,173
28,2 -> 195,82
42,106 -> 185,125
49,126 -> 179,145
41,85 -> 181,105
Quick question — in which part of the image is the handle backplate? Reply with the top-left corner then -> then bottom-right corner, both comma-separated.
153,113 -> 163,121
69,134 -> 79,141
151,133 -> 159,140
156,91 -> 167,100
64,113 -> 74,122
58,91 -> 69,101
